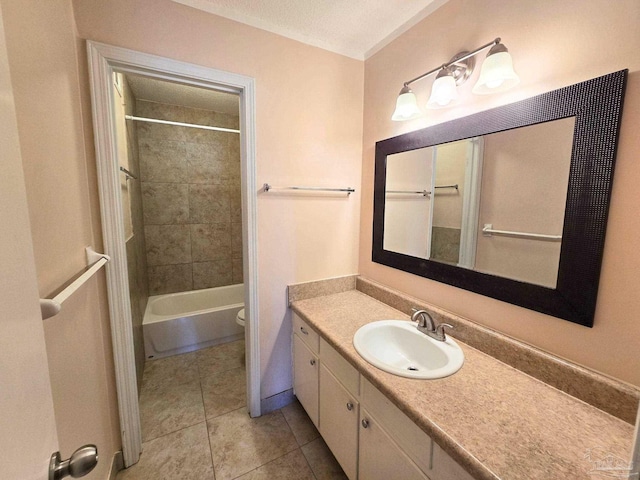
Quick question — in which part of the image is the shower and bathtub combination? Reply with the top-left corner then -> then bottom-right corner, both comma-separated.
143,283 -> 245,359
113,72 -> 246,369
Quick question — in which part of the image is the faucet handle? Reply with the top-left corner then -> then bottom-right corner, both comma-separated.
434,323 -> 453,341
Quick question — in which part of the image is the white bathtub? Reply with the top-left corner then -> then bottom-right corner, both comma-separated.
143,284 -> 245,359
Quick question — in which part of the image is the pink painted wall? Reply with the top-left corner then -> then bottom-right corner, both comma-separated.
3,0 -> 363,471
0,0 -> 121,476
0,4 -> 60,476
72,0 -> 364,399
360,0 -> 640,387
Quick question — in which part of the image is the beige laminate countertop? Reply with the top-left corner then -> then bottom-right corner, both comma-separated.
291,290 -> 635,480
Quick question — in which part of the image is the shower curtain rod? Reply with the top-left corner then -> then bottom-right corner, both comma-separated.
124,115 -> 240,134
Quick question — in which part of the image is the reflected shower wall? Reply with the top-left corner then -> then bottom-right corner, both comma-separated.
136,100 -> 242,295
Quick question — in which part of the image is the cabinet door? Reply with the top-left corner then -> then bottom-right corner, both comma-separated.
293,333 -> 319,426
319,365 -> 359,480
359,409 -> 429,480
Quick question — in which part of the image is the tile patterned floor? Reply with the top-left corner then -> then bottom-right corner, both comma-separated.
118,340 -> 347,480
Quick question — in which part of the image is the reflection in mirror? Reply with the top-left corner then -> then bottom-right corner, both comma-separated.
383,148 -> 433,259
430,139 -> 477,267
382,117 -> 575,288
373,70 -> 627,326
476,117 -> 575,287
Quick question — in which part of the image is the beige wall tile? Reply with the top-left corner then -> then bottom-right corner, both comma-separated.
145,224 -> 192,266
189,184 -> 230,223
186,142 -> 227,183
142,182 -> 189,225
137,101 -> 242,295
231,222 -> 243,259
193,260 -> 233,289
230,189 -> 242,223
139,139 -> 189,183
148,264 -> 192,295
191,223 -> 231,262
232,257 -> 244,284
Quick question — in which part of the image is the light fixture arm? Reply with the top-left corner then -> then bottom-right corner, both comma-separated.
403,38 -> 501,87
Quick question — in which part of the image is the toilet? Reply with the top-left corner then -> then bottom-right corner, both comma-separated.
236,308 -> 246,364
236,308 -> 245,328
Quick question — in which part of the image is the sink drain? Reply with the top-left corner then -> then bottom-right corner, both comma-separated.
407,366 -> 419,371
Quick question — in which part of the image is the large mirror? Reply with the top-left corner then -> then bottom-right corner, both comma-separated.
373,70 -> 627,327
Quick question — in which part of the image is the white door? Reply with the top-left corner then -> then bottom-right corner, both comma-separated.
0,5 -> 59,478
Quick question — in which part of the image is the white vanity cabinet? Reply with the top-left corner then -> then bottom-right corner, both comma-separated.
319,364 -> 359,480
359,409 -> 429,480
291,313 -> 474,480
292,314 -> 320,426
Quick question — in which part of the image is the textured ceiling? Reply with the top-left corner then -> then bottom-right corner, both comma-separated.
125,74 -> 239,114
172,0 -> 449,60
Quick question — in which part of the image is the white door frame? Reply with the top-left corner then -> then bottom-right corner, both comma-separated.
86,41 -> 260,467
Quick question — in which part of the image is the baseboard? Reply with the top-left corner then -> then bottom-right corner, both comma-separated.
260,388 -> 294,414
108,451 -> 124,480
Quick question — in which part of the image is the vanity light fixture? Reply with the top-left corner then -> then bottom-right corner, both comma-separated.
391,38 -> 519,121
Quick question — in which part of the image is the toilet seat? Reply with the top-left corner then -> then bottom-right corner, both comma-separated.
236,308 -> 245,327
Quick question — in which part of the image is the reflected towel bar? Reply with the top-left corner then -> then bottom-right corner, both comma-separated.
386,189 -> 430,196
263,183 -> 355,195
385,184 -> 458,196
482,224 -> 562,242
40,247 -> 111,320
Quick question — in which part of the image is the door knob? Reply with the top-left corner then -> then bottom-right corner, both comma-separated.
49,445 -> 98,480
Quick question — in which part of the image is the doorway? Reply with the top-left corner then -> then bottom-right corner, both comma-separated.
87,41 -> 259,467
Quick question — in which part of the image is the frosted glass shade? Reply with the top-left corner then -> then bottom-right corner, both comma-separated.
426,74 -> 458,109
391,89 -> 421,121
473,51 -> 520,94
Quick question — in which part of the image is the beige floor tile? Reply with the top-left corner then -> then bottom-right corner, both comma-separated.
282,399 -> 320,446
235,449 -> 315,480
139,379 -> 205,442
196,340 -> 245,377
141,351 -> 198,391
117,423 -> 214,480
207,408 -> 298,480
301,437 -> 348,480
201,367 -> 246,419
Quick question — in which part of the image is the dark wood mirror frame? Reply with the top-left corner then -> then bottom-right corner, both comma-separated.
373,70 -> 627,327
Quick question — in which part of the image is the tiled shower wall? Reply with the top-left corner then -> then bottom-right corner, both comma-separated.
136,100 -> 242,295
119,76 -> 149,389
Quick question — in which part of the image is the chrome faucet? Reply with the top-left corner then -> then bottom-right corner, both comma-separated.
411,309 -> 453,342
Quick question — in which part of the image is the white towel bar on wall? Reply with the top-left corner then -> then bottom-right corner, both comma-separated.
40,247 -> 111,320
482,224 -> 562,242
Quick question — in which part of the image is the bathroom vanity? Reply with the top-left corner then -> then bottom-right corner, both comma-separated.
289,276 -> 638,480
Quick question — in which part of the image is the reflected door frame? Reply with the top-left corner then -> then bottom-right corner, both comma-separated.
86,41 -> 260,467
459,137 -> 483,269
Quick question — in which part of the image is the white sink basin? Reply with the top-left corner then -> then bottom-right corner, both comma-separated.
353,320 -> 464,379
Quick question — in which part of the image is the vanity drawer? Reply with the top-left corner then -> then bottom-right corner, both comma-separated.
293,313 -> 319,354
320,338 -> 359,397
361,377 -> 432,474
